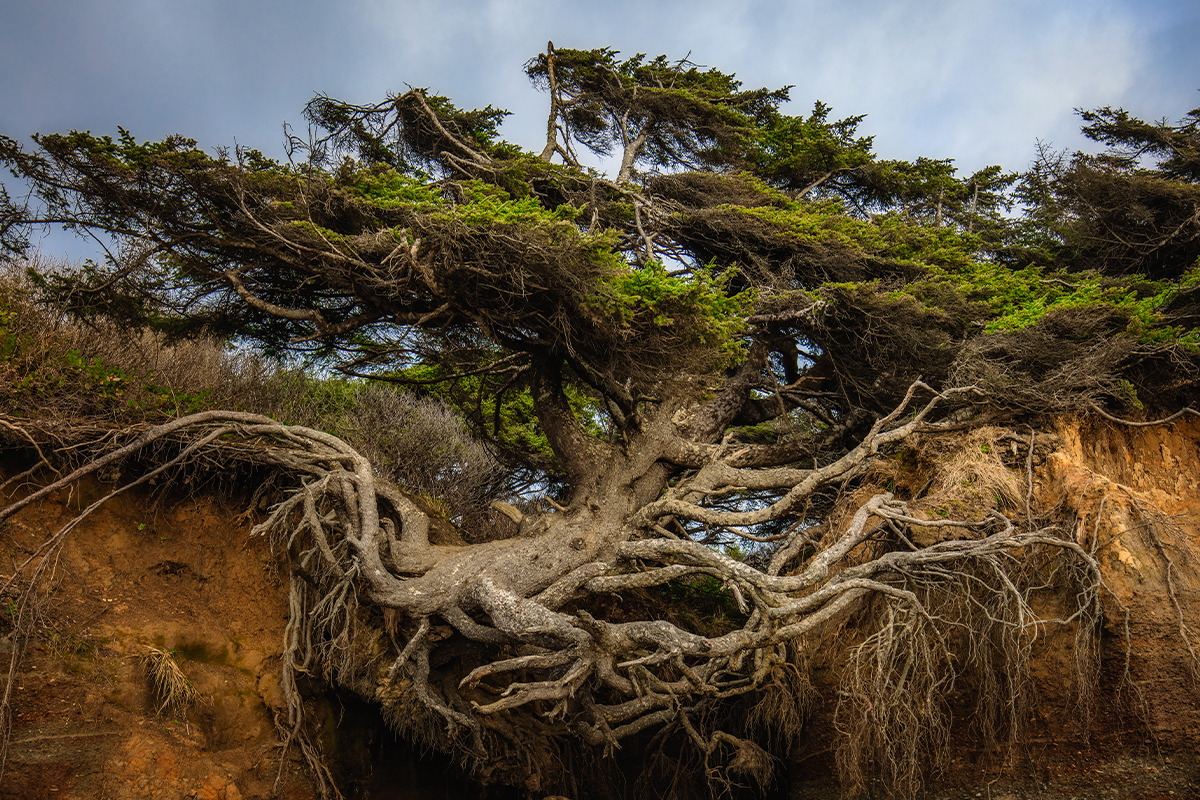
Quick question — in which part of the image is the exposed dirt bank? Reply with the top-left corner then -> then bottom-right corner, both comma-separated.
0,473 -> 310,800
0,471 -> 496,800
1,414 -> 1198,799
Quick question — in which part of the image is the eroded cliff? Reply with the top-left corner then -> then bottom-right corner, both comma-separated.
1,414 -> 1198,799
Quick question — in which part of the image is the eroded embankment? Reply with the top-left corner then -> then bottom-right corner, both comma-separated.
0,415 -> 1198,800
1043,416 -> 1200,748
789,415 -> 1200,799
0,469 -> 495,800
0,471 -> 303,800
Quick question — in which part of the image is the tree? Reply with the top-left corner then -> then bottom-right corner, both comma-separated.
1,46 -> 1198,798
1015,104 -> 1200,278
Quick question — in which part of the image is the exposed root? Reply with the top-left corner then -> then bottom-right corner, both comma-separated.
836,605 -> 951,799
1087,403 -> 1200,427
746,654 -> 816,754
0,389 -> 1156,797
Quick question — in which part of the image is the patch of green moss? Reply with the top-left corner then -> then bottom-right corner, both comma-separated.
159,638 -> 253,677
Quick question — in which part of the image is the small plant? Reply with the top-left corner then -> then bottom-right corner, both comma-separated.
141,646 -> 199,718
1114,379 -> 1143,410
45,630 -> 95,659
659,575 -> 747,624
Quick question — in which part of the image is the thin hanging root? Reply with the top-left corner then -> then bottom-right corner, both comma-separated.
274,578 -> 344,800
1124,501 -> 1200,677
1075,479 -> 1198,681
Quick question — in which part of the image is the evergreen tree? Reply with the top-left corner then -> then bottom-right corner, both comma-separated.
1,46 -> 1197,798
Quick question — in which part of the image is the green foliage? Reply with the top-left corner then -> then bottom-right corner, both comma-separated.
1113,379 -> 1144,410
289,220 -> 348,245
347,168 -> 584,225
1079,104 -> 1200,183
77,126 -> 210,173
1014,108 -> 1200,279
445,181 -> 582,226
526,46 -> 790,174
921,259 -> 1200,348
392,361 -> 603,468
345,169 -> 446,211
732,194 -> 981,269
4,42 -> 1200,455
587,261 -> 755,363
749,101 -> 875,189
747,101 -> 1016,232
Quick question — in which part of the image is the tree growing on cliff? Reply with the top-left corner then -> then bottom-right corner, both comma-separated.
1,46 -> 1198,798
1015,103 -> 1200,278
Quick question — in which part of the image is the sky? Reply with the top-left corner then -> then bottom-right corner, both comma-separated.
2,0 -> 1198,260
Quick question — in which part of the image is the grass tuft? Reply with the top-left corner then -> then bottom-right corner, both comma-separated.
142,646 -> 199,718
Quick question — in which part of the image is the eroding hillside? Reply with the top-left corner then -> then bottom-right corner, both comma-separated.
0,415 -> 1196,799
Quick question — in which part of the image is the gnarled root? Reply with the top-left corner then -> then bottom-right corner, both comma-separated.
0,405 -> 1121,798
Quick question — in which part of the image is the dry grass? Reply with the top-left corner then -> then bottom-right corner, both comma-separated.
285,383 -> 510,528
864,427 -> 1030,546
0,255 -> 515,523
141,646 -> 199,718
0,254 -> 274,420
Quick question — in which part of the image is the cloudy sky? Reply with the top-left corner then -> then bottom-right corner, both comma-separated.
2,0 -> 1198,257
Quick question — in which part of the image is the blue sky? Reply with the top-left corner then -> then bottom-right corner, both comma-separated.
2,0 -> 1198,258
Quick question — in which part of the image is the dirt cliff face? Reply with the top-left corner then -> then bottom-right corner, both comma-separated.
1043,417 -> 1200,749
0,473 -> 307,800
2,415 -> 1199,800
941,416 -> 1200,799
783,417 -> 1200,800
786,416 -> 1200,800
0,468 -> 501,800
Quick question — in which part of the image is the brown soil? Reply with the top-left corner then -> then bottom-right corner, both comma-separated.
0,470 -> 311,800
